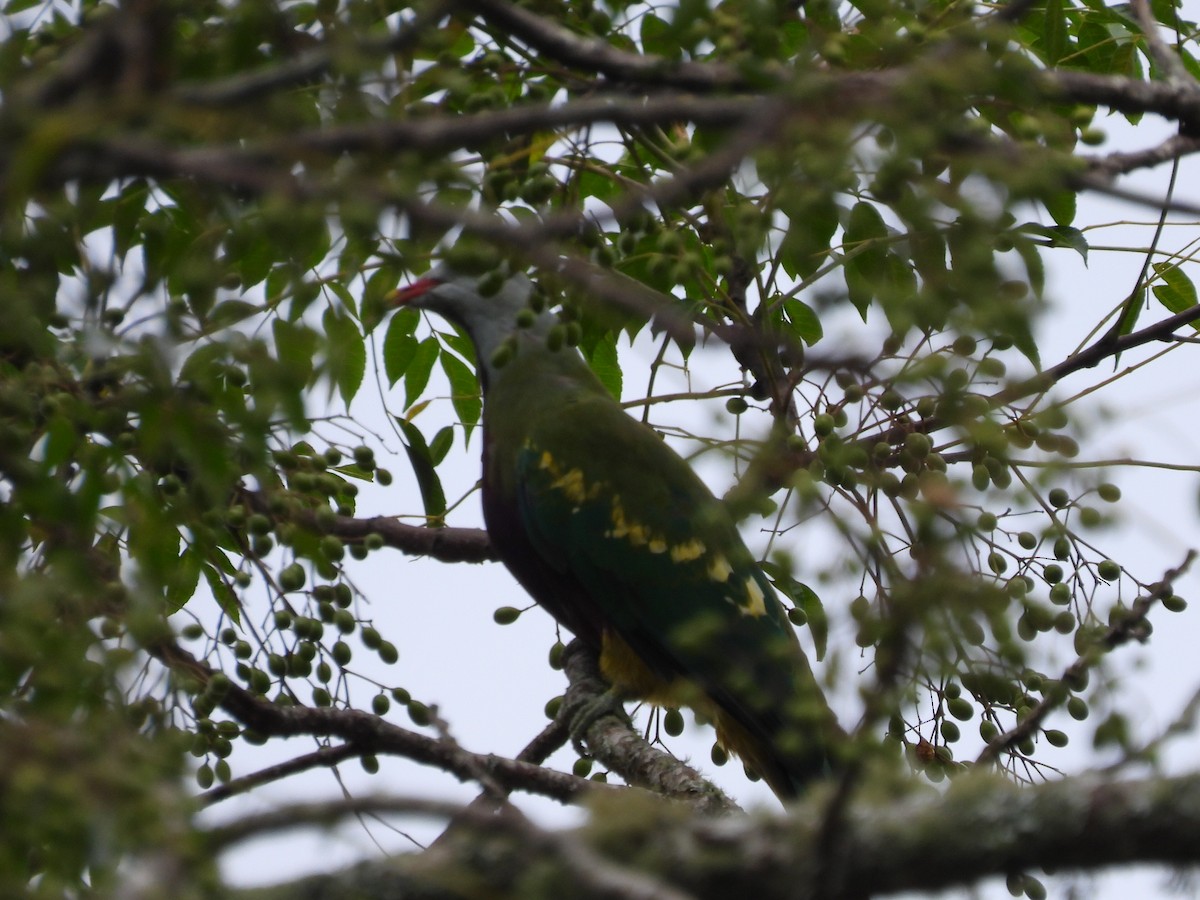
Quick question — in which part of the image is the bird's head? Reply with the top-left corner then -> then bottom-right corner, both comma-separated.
391,266 -> 558,380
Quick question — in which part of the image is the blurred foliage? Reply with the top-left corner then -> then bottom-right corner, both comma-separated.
1,0 -> 1199,894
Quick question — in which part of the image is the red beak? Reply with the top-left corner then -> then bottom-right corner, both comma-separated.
389,276 -> 441,306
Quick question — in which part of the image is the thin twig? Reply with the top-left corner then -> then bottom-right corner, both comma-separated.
204,795 -> 466,851
1130,0 -> 1192,86
199,742 -> 364,806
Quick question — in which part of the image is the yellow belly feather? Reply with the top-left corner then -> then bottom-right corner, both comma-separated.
598,629 -> 767,777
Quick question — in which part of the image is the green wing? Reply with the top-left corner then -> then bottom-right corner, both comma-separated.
513,394 -> 831,792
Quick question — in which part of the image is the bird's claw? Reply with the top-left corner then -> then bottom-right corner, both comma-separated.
565,688 -> 629,757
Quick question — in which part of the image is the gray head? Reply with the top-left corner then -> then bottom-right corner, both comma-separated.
391,265 -> 558,381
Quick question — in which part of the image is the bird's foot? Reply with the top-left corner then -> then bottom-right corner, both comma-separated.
565,688 -> 630,757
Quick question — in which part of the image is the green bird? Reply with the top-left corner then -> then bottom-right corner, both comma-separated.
391,266 -> 841,799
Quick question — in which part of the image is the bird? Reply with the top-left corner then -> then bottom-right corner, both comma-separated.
390,264 -> 841,800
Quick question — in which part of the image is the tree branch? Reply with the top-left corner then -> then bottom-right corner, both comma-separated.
1085,133 -> 1200,181
560,641 -> 742,816
205,794 -> 466,851
173,1 -> 453,106
993,300 -> 1200,407
199,742 -> 363,806
461,0 -> 744,90
150,640 -> 599,804
236,769 -> 1200,900
242,488 -> 495,563
1049,69 -> 1200,131
976,551 -> 1197,765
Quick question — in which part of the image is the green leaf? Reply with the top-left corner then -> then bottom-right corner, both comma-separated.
429,425 -> 455,465
783,297 -> 823,345
1018,223 -> 1088,262
793,582 -> 828,661
1151,263 -> 1200,329
584,331 -> 623,400
202,562 -> 241,624
326,282 -> 358,319
577,170 -> 619,202
1151,0 -> 1180,27
609,32 -> 638,54
383,316 -> 419,386
274,318 -> 318,386
397,419 -> 447,522
41,416 -> 77,470
1116,287 -> 1147,339
112,182 -> 149,257
1043,190 -> 1077,227
1042,0 -> 1067,65
331,464 -> 376,482
362,262 -> 402,333
1013,234 -> 1046,296
843,201 -> 889,318
760,562 -> 828,661
779,195 -> 840,280
440,351 -> 482,433
228,224 -> 274,289
440,329 -> 477,363
167,545 -> 203,613
404,337 -> 440,409
885,252 -> 917,299
323,306 -> 366,406
640,13 -> 679,59
2,0 -> 44,14
209,300 -> 261,328
1006,316 -> 1042,371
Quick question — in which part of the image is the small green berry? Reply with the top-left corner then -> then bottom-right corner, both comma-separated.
493,606 -> 522,625
1163,594 -> 1188,613
664,708 -> 685,736
279,563 -> 305,592
407,701 -> 431,727
378,641 -> 399,664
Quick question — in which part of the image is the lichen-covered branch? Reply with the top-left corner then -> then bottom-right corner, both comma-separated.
234,769 -> 1200,900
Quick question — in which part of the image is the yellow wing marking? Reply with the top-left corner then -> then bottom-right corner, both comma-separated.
707,554 -> 733,583
670,539 -> 706,562
608,497 -> 652,546
536,478 -> 710,573
538,449 -> 599,506
741,577 -> 767,617
608,500 -> 705,560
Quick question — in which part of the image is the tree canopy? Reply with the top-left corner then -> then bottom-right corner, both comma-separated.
5,0 -> 1200,896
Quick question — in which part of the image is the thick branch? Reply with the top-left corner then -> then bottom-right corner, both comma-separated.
151,640 -> 596,804
237,769 -> 1200,900
461,0 -> 744,90
560,641 -> 741,816
242,489 -> 495,563
173,2 -> 452,106
1086,133 -> 1200,181
1050,69 -> 1200,130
